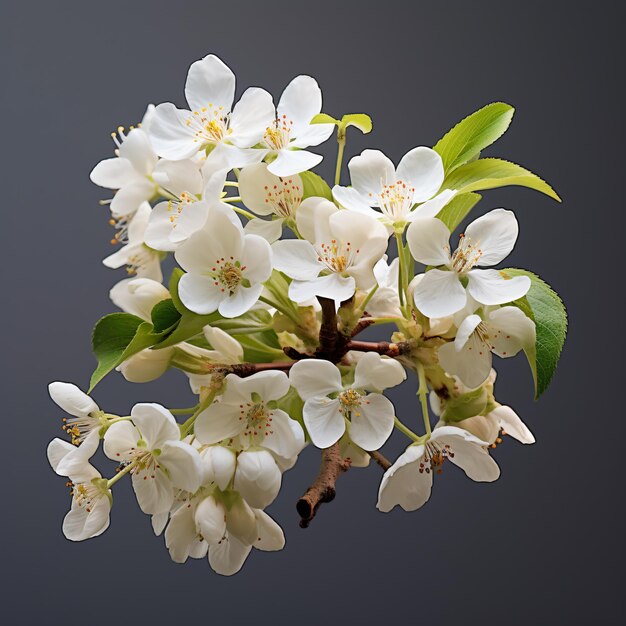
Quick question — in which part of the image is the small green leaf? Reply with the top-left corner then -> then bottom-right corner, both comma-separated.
151,299 -> 181,333
443,158 -> 561,201
311,113 -> 338,125
502,268 -> 568,399
300,170 -> 333,201
435,192 -> 482,231
341,113 -> 372,134
434,102 -> 515,173
441,387 -> 488,423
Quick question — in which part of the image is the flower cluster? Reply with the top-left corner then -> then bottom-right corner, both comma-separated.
47,53 -> 566,575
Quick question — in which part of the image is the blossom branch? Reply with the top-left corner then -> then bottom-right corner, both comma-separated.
346,339 -> 414,357
229,361 -> 295,376
368,450 -> 392,471
296,443 -> 351,528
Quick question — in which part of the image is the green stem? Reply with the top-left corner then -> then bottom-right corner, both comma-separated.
169,406 -> 198,415
107,460 -> 137,489
230,205 -> 256,220
394,231 -> 406,308
180,388 -> 220,437
223,181 -> 239,187
335,131 -> 346,186
223,196 -> 243,204
358,284 -> 379,316
394,416 -> 421,442
417,361 -> 431,436
258,295 -> 301,326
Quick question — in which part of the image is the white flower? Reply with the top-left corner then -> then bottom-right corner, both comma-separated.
332,147 -> 456,228
272,197 -> 389,304
233,449 -> 283,509
450,404 -> 535,446
48,440 -> 111,542
238,162 -> 303,242
103,404 -> 203,514
144,166 -> 225,252
102,202 -> 163,282
289,353 -> 406,450
109,277 -> 170,320
376,426 -> 500,512
148,54 -> 274,167
47,382 -> 102,475
366,256 -> 402,317
406,208 -> 531,318
261,75 -> 335,176
175,203 -> 272,317
438,306 -> 536,388
194,370 -> 305,464
165,494 -> 284,575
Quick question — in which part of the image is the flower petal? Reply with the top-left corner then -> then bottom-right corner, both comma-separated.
244,217 -> 284,243
159,440 -> 203,493
349,392 -> 395,451
492,405 -> 535,444
406,217 -> 451,266
296,196 -> 337,244
185,54 -> 235,113
303,397 -> 345,449
203,325 -> 243,363
194,401 -> 244,445
148,103 -> 198,160
152,158 -> 203,195
289,273 -> 356,304
103,421 -> 140,461
253,510 -> 285,551
332,185 -> 380,218
277,75 -> 322,135
289,360 -> 343,400
438,337 -> 492,389
118,128 -> 158,176
63,497 -> 110,542
200,445 -> 237,489
262,409 -> 305,460
132,468 -> 175,515
229,87 -> 275,148
239,163 -> 283,216
455,314 -> 482,350
234,450 -> 282,509
208,534 -> 252,576
408,189 -> 457,221
353,353 -> 406,392
464,208 -> 519,266
165,504 -> 198,563
467,269 -> 531,306
130,403 -> 180,448
110,180 -> 155,217
486,306 -> 536,357
218,283 -> 263,318
268,149 -> 322,177
347,149 -> 395,198
396,147 -> 444,202
195,496 -> 227,545
240,233 -> 273,283
271,239 -> 323,280
230,370 -> 291,402
90,157 -> 136,189
48,382 -> 98,417
413,269 -> 467,318
177,273 -> 224,315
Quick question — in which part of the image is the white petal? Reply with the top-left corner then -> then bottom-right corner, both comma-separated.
438,338 -> 492,389
208,535 -> 252,576
240,233 -> 273,283
185,54 -> 235,113
396,146 -> 444,202
47,438 -> 76,474
225,498 -> 257,544
332,185 -> 380,218
229,87 -> 275,148
148,103 -> 198,160
218,283 -> 263,318
296,196 -> 337,244
465,208 -> 519,266
170,200 -> 210,243
55,431 -> 100,478
455,314 -> 482,350
244,217 -> 284,243
118,128 -> 158,176
329,210 -> 389,263
408,189 -> 457,221
90,157 -> 136,189
195,496 -> 227,544
261,409 -> 305,460
268,149 -> 322,177
353,353 -> 406,392
347,149 -> 395,198
144,202 -> 180,252
48,382 -> 98,417
376,444 -> 431,512
253,510 -> 285,551
178,273 -> 224,315
486,306 -> 536,357
272,239 -> 323,280
303,397 -> 345,449
165,504 -> 197,563
349,393 -> 395,451
431,426 -> 500,482
467,269 -> 531,306
63,496 -> 110,542
131,468 -> 174,515
159,441 -> 203,493
109,277 -> 169,321
289,273 -> 356,305
406,217 -> 451,266
130,403 -> 179,448
194,402 -> 244,445
230,370 -> 291,402
289,359 -> 343,400
239,163 -> 302,217
277,75 -> 322,135
413,269 -> 467,318
103,421 -> 139,461
492,405 -> 535,444
291,123 -> 334,148
109,180 -> 155,217
234,450 -> 282,509
200,445 -> 237,489
152,158 -> 203,195
203,325 -> 243,363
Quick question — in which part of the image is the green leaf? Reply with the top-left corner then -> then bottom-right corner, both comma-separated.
300,170 -> 333,201
443,158 -> 561,201
340,113 -> 372,134
502,268 -> 568,398
441,387 -> 488,423
311,113 -> 338,125
434,102 -> 514,173
435,192 -> 482,231
151,299 -> 181,333
89,313 -> 158,391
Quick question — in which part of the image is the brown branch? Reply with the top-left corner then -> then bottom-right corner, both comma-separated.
296,443 -> 351,528
229,361 -> 294,376
346,339 -> 414,357
350,316 -> 374,337
316,296 -> 338,358
368,450 -> 392,471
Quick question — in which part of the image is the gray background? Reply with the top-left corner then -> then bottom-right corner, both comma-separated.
2,1 -> 623,624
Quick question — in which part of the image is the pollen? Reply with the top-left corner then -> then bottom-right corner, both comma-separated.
451,233 -> 483,273
264,116 -> 293,150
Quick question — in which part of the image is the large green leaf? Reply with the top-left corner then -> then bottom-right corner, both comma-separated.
151,299 -> 181,333
502,269 -> 567,398
300,171 -> 333,201
435,192 -> 482,231
341,113 -> 372,134
443,158 -> 561,201
434,102 -> 514,173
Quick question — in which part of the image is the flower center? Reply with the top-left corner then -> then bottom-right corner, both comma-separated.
209,258 -> 246,294
450,233 -> 483,273
69,480 -> 104,513
419,441 -> 454,475
264,116 -> 293,150
108,214 -> 133,246
372,179 -> 416,220
338,389 -> 369,417
316,239 -> 359,274
238,400 -> 274,445
263,178 -> 302,218
167,191 -> 198,228
62,411 -> 101,446
186,105 -> 231,144
125,246 -> 155,276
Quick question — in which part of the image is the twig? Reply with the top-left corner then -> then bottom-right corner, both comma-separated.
368,450 -> 392,471
229,361 -> 294,376
296,443 -> 351,528
316,296 -> 338,358
350,316 -> 374,337
346,339 -> 414,357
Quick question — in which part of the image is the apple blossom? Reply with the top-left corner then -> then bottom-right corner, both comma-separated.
407,208 -> 531,318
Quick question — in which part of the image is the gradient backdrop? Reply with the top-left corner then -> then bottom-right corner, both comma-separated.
2,1 -> 622,624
